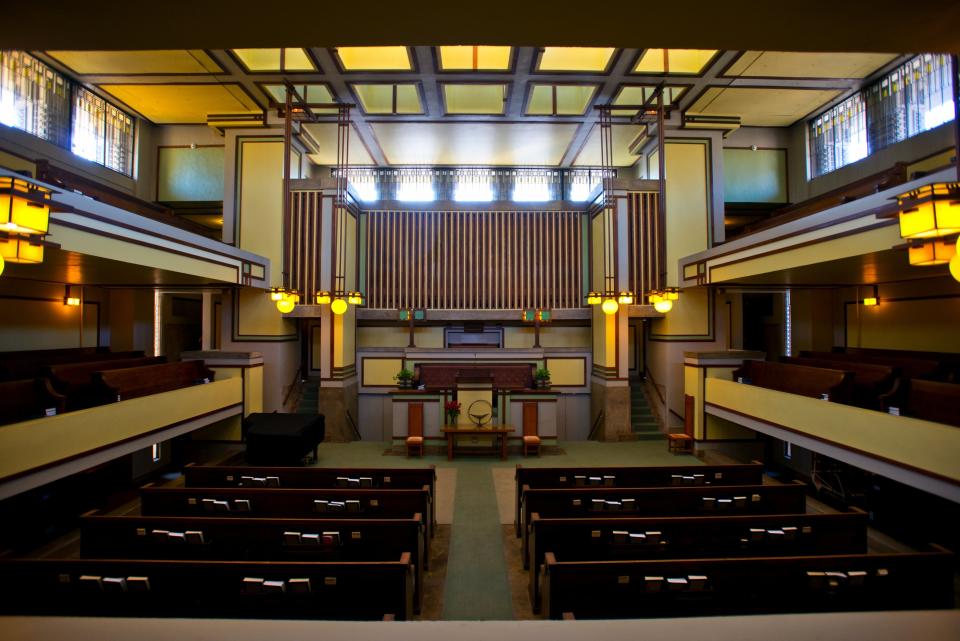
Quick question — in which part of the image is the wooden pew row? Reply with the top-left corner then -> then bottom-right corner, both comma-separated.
140,485 -> 432,567
0,556 -> 414,620
0,378 -> 65,426
80,513 -> 425,614
95,360 -> 215,402
780,356 -> 898,410
514,462 -> 765,537
184,464 -> 438,535
0,349 -> 145,382
733,360 -> 853,402
887,379 -> 960,427
841,347 -> 960,380
527,509 -> 869,613
520,482 -> 809,569
799,350 -> 944,381
542,546 -> 954,620
47,356 -> 166,411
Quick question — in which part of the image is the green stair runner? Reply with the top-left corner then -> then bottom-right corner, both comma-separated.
630,382 -> 663,441
295,379 -> 320,415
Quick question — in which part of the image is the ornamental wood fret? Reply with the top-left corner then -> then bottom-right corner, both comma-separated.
365,210 -> 583,310
288,190 -> 324,298
627,191 -> 661,301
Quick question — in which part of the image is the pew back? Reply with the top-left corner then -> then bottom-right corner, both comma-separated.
895,379 -> 960,427
0,556 -> 414,620
0,378 -> 65,426
542,546 -> 953,619
780,356 -> 898,409
800,350 -> 943,381
48,356 -> 167,410
733,360 -> 852,401
95,360 -> 215,402
0,349 -> 144,382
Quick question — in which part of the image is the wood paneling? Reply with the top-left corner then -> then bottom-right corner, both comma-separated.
365,210 -> 583,309
627,192 -> 661,299
288,191 -> 324,298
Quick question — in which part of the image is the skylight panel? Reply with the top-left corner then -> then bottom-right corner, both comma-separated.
439,46 -> 512,71
443,84 -> 507,115
527,84 -> 597,115
537,47 -> 615,72
353,84 -> 422,114
335,47 -> 412,71
633,49 -> 717,74
232,48 -> 314,71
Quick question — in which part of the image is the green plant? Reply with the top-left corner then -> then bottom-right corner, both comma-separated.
534,367 -> 551,381
395,368 -> 414,381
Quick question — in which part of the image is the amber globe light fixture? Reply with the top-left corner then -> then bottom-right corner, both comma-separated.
330,298 -> 349,315
601,298 -> 619,315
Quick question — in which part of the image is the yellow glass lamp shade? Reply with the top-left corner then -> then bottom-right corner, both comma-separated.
586,292 -> 602,305
908,239 -> 956,266
601,298 -> 619,315
0,177 -> 51,235
949,253 -> 960,282
316,291 -> 331,305
617,291 -> 634,305
276,298 -> 296,313
64,296 -> 80,307
269,287 -> 285,301
896,183 -> 960,239
663,289 -> 680,301
0,234 -> 44,263
862,297 -> 878,307
653,299 -> 673,313
0,254 -> 4,277
331,298 -> 348,315
347,291 -> 364,305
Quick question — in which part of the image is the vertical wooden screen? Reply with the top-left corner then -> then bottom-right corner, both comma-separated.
365,210 -> 583,310
627,192 -> 661,301
288,190 -> 324,297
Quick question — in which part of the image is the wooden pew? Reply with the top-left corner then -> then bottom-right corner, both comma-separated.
800,350 -> 944,381
780,356 -> 898,410
47,356 -> 167,411
514,462 -> 765,538
0,378 -> 66,426
0,348 -> 145,382
733,360 -> 853,402
80,513 -> 426,614
542,545 -> 954,619
520,482 -> 808,569
527,509 -> 868,613
94,360 -> 215,402
183,464 -> 438,535
841,347 -> 960,382
886,379 -> 960,427
0,556 -> 414,620
139,485 -> 432,567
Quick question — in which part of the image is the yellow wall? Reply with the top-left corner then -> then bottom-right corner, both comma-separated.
846,296 -> 960,353
591,213 -> 605,291
0,281 -> 101,351
235,287 -> 295,338
504,326 -> 591,348
333,304 -> 356,367
357,326 -> 444,348
362,357 -> 404,386
546,357 -> 587,386
592,305 -> 616,368
236,138 -> 284,287
0,149 -> 36,175
650,287 -> 711,339
665,140 -> 710,287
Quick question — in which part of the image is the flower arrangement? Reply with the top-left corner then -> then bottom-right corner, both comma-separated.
444,399 -> 461,424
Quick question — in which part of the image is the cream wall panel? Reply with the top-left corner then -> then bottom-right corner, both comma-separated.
846,297 -> 960,353
357,326 -> 444,348
546,358 -> 586,386
651,287 -> 711,338
665,141 -> 710,287
363,358 -> 403,386
236,287 -> 294,338
237,139 -> 283,287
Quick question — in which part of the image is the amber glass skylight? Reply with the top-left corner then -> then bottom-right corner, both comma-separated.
537,47 -> 615,72
353,84 -> 422,114
438,46 -> 512,71
443,84 -> 507,114
633,49 -> 717,74
526,84 -> 597,115
335,47 -> 412,71
232,48 -> 314,72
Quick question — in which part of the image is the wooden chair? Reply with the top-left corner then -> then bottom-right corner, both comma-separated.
406,402 -> 424,457
522,401 -> 541,457
667,395 -> 695,455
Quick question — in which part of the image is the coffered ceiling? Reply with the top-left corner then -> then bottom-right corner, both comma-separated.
34,47 -> 907,167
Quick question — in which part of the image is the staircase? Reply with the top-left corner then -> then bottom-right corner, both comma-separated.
630,382 -> 663,440
295,379 -> 320,415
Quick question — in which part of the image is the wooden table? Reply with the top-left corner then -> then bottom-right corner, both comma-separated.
441,426 -> 514,461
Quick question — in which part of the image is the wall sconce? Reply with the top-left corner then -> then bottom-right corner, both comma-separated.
64,284 -> 80,307
0,176 -> 51,236
896,183 -> 960,239
907,237 -> 956,266
862,285 -> 879,307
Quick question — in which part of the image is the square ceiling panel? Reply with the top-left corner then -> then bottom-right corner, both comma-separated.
99,84 -> 261,124
526,84 -> 597,116
725,52 -> 898,78
438,46 -> 512,71
260,83 -> 334,105
335,47 -> 412,71
574,124 -> 646,166
371,122 -> 579,165
688,86 -> 843,126
443,84 -> 507,115
302,123 -> 376,166
633,49 -> 717,74
353,84 -> 423,114
45,50 -> 222,74
537,47 -> 615,72
231,48 -> 315,72
611,85 -> 687,116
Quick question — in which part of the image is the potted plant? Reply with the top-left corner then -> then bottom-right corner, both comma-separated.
444,399 -> 461,425
534,367 -> 551,389
395,367 -> 415,389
